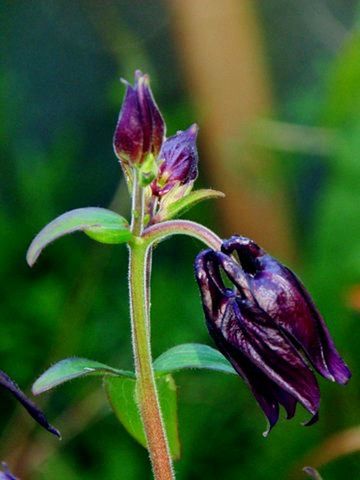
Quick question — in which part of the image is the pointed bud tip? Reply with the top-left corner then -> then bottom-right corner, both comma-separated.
188,123 -> 199,136
134,69 -> 144,79
49,425 -> 62,439
177,124 -> 198,138
135,70 -> 149,86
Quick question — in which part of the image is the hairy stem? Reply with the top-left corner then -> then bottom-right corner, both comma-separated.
142,219 -> 223,251
129,174 -> 174,479
129,243 -> 174,480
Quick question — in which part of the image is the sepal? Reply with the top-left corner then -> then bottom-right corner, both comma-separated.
152,188 -> 224,223
113,71 -> 165,167
138,153 -> 158,187
151,124 -> 198,197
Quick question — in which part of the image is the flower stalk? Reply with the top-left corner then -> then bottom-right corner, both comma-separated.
142,219 -> 222,251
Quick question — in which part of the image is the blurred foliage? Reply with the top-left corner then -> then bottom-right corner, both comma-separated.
0,1 -> 359,479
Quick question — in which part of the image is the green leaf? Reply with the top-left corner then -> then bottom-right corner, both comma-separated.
32,357 -> 134,395
138,153 -> 158,186
104,374 -> 180,460
164,189 -> 225,220
153,343 -> 236,375
26,207 -> 133,266
157,374 -> 180,460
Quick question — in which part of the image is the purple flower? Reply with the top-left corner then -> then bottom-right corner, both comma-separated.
113,70 -> 165,166
0,370 -> 60,438
194,237 -> 351,434
151,124 -> 199,197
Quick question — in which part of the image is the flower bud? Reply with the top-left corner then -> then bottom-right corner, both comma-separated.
113,70 -> 165,167
151,124 -> 199,197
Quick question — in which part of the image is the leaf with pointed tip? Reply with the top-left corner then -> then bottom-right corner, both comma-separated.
32,357 -> 134,395
27,207 -> 133,266
163,189 -> 225,221
153,343 -> 236,375
104,374 -> 180,460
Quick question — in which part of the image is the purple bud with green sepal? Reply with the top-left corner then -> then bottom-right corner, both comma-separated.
113,70 -> 165,167
151,124 -> 199,197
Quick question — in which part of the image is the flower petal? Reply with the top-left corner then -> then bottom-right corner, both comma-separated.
113,82 -> 143,165
209,323 -> 300,435
0,370 -> 60,438
136,71 -> 165,158
194,249 -> 229,319
221,297 -> 320,417
113,71 -> 165,167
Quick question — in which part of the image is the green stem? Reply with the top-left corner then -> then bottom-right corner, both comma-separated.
129,242 -> 174,480
142,219 -> 223,251
128,174 -> 222,479
129,172 -> 174,479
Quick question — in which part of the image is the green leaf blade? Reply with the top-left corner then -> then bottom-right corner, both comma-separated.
153,343 -> 236,376
32,357 -> 134,395
157,374 -> 180,460
105,376 -> 146,448
104,374 -> 180,460
26,207 -> 132,266
164,189 -> 225,221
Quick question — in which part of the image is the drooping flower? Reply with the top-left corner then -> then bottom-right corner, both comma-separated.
113,70 -> 165,167
151,124 -> 199,197
194,237 -> 351,434
221,236 -> 351,384
0,370 -> 60,438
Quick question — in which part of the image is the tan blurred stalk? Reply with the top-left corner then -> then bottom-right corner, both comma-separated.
169,0 -> 295,261
291,426 -> 360,479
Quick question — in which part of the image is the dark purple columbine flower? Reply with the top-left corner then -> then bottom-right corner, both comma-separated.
194,237 -> 351,434
0,370 -> 60,438
151,124 -> 199,197
113,70 -> 165,167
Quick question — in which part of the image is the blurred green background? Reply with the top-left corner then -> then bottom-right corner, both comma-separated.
1,1 -> 359,479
